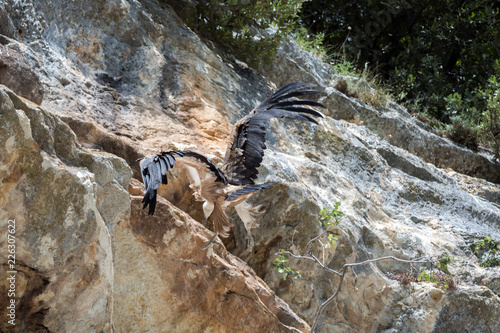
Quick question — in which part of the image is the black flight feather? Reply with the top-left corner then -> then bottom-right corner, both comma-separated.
225,182 -> 278,201
139,150 -> 226,215
138,82 -> 324,215
221,81 -> 325,186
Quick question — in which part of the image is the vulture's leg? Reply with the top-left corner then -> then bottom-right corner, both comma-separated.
235,201 -> 264,250
201,233 -> 218,250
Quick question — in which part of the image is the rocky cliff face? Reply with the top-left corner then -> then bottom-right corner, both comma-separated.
1,0 -> 499,332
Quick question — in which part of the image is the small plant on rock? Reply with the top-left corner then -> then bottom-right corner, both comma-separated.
475,237 -> 500,267
436,253 -> 454,272
274,202 -> 435,332
273,249 -> 301,280
417,268 -> 458,290
388,254 -> 458,290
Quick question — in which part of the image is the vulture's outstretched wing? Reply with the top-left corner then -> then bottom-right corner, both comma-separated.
138,150 -> 226,215
225,182 -> 278,201
221,82 -> 324,185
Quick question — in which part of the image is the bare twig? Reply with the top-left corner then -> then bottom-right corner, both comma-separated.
309,255 -> 434,332
275,243 -> 433,331
275,250 -> 342,276
273,211 -> 436,332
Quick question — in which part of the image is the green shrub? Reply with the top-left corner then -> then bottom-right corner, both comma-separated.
480,74 -> 500,161
445,118 -> 480,151
293,26 -> 327,60
317,202 -> 343,227
187,0 -> 304,67
387,254 -> 458,290
417,269 -> 458,290
300,0 -> 500,122
475,237 -> 500,267
387,269 -> 458,290
273,249 -> 301,280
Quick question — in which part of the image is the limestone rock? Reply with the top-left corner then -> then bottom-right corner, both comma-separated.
263,37 -> 500,184
0,37 -> 44,104
0,86 -> 123,332
0,84 -> 309,331
2,0 -> 500,332
114,189 -> 309,332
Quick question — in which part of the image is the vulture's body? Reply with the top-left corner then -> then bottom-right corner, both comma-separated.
138,82 -> 324,249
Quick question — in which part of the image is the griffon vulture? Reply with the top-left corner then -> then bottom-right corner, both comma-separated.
138,82 -> 325,249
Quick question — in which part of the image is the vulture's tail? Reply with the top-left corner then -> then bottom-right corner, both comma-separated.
211,201 -> 233,238
201,201 -> 233,250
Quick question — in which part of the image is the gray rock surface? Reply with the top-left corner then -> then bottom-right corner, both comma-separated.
1,0 -> 499,332
0,87 -> 121,332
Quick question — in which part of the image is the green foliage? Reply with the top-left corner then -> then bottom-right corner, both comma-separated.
436,254 -> 454,272
293,26 -> 327,60
317,203 -> 342,249
475,237 -> 500,267
301,0 -> 500,115
388,268 -> 458,290
324,233 -> 338,249
442,70 -> 500,157
387,269 -> 458,290
479,73 -> 500,160
273,204 -> 344,280
444,117 -> 480,151
388,254 -> 458,290
299,0 -> 500,152
273,249 -> 301,280
188,0 -> 305,67
318,202 -> 343,227
331,59 -> 357,77
417,269 -> 458,290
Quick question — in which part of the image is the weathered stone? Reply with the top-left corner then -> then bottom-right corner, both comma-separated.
2,0 -> 500,332
263,37 -> 500,184
0,86 -> 120,332
112,191 -> 309,332
0,4 -> 17,38
0,39 -> 44,104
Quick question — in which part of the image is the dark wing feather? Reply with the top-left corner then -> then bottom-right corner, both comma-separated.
221,82 -> 325,185
138,150 -> 227,215
225,182 -> 278,201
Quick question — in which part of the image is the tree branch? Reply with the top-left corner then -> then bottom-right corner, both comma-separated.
309,255 -> 434,332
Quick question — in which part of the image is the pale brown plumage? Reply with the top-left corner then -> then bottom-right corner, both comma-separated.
138,82 -> 325,249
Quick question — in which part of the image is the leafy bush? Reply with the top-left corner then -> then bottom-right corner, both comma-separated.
293,26 -> 327,60
475,237 -> 500,267
417,269 -> 458,290
187,0 -> 304,67
299,0 -> 500,154
443,69 -> 500,157
317,202 -> 343,227
445,118 -> 480,151
273,249 -> 301,280
436,254 -> 454,272
480,74 -> 500,160
300,0 -> 500,118
387,254 -> 459,290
